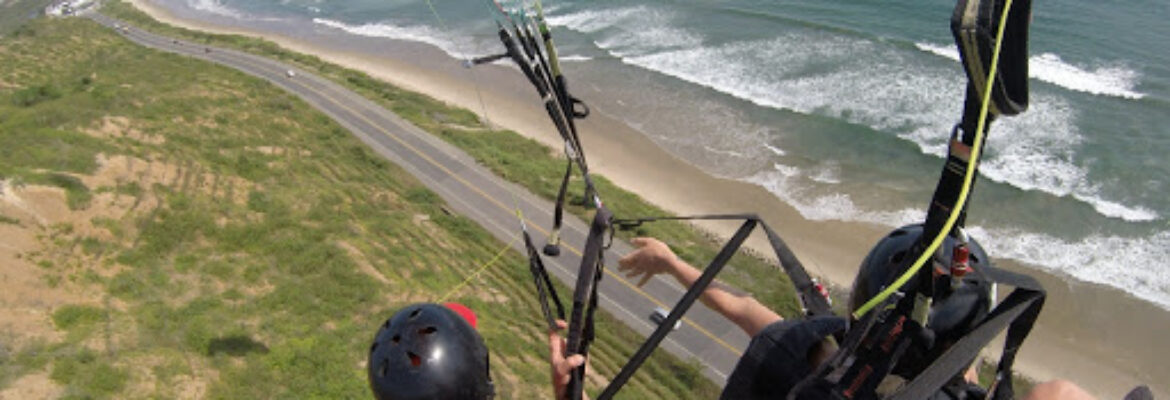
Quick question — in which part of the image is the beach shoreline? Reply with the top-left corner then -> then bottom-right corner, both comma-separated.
116,1 -> 1166,397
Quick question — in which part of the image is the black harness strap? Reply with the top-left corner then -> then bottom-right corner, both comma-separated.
778,265 -> 1045,400
565,207 -> 611,400
598,218 -> 758,400
889,267 -> 1044,400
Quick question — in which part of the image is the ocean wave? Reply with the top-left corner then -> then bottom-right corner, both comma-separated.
1072,194 -> 1159,222
558,54 -> 593,62
915,42 -> 1146,99
1031,53 -> 1145,99
914,41 -> 960,62
622,34 -> 943,128
544,6 -> 645,34
702,145 -> 747,159
312,18 -> 480,60
620,33 -> 1155,222
763,142 -> 786,157
186,0 -> 245,19
809,163 -> 842,185
746,164 -> 925,226
747,164 -> 1170,311
968,226 -> 1170,311
547,5 -> 701,58
977,98 -> 1158,222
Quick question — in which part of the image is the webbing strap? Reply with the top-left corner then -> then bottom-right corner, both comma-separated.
598,219 -> 758,400
565,207 -> 611,400
594,213 -> 836,400
889,267 -> 1044,400
795,266 -> 1043,400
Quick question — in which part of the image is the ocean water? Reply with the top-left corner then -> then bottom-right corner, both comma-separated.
156,0 -> 1170,310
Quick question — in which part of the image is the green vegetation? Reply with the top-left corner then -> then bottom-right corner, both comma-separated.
101,0 -> 806,320
51,304 -> 106,331
51,347 -> 129,399
0,15 -> 721,398
11,83 -> 62,106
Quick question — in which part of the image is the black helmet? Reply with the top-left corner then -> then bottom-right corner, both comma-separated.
848,224 -> 994,378
368,303 -> 494,400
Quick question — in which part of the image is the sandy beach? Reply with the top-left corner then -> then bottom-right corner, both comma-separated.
119,1 -> 1167,397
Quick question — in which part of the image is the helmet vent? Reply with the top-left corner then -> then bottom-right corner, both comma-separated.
391,335 -> 401,344
408,352 -> 422,367
378,359 -> 388,377
409,308 -> 422,319
418,326 -> 437,336
370,342 -> 378,354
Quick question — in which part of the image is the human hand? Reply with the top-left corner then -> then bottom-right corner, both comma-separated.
618,237 -> 678,287
549,320 -> 587,400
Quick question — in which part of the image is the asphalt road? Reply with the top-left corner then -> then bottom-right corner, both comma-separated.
87,12 -> 752,386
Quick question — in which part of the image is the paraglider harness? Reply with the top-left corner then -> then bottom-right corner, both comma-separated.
464,0 -> 1042,399
804,2 -> 1043,399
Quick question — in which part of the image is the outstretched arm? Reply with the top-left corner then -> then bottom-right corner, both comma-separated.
618,237 -> 782,337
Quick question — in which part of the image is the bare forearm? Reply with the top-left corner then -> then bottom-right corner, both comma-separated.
665,258 -> 781,337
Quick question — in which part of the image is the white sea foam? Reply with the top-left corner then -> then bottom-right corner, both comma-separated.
968,226 -> 1170,311
623,35 -> 948,130
558,54 -> 593,62
1073,196 -> 1159,222
544,7 -> 643,34
548,6 -> 701,58
809,163 -> 842,185
915,42 -> 1146,99
702,146 -> 746,159
978,98 -> 1157,222
914,42 -> 960,62
312,18 -> 480,60
746,164 -> 924,227
619,33 -> 1156,222
1030,53 -> 1145,99
186,0 -> 245,19
748,162 -> 1170,311
763,142 -> 786,157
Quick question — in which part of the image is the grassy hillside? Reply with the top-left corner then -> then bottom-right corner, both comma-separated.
0,17 -> 720,399
99,0 -> 814,321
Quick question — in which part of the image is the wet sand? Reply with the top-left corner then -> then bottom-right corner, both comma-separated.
121,1 -> 1167,397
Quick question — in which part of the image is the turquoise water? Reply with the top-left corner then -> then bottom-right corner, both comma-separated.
160,0 -> 1170,310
